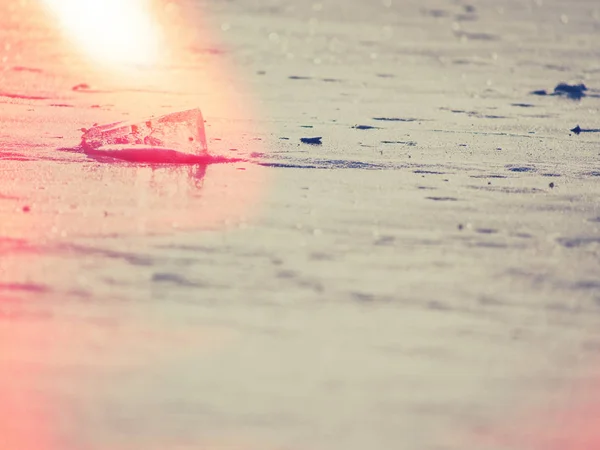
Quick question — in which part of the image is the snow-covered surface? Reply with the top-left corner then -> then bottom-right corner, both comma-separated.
1,0 -> 600,449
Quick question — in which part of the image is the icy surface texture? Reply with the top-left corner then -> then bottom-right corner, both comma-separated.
81,108 -> 208,155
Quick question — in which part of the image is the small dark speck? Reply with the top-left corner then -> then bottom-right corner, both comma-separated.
554,82 -> 587,100
352,292 -> 377,303
476,228 -> 497,234
300,137 -> 322,145
152,272 -> 202,287
426,196 -> 458,201
11,66 -> 43,73
353,125 -> 380,130
426,9 -> 450,18
22,205 -> 30,213
372,117 -> 418,122
279,137 -> 289,140
458,224 -> 464,230
508,166 -> 535,173
257,70 -> 266,75
549,182 -> 555,189
0,282 -> 49,293
414,170 -> 445,175
453,31 -> 498,40
72,83 -> 91,91
381,140 -> 417,146
530,89 -> 548,96
515,233 -> 533,239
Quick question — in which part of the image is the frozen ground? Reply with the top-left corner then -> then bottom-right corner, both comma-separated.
1,0 -> 600,449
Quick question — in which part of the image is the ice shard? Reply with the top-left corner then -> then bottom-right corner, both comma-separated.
81,108 -> 208,156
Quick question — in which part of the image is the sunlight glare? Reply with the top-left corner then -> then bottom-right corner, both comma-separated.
42,0 -> 162,66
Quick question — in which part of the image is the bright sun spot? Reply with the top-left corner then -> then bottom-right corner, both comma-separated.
42,0 -> 162,66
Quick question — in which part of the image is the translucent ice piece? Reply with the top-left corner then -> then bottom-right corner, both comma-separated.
81,108 -> 208,155
84,145 -> 209,164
